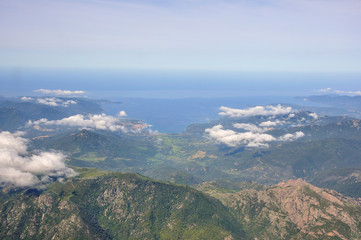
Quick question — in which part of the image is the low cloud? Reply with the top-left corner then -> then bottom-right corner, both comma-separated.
118,110 -> 127,117
34,89 -> 85,96
36,98 -> 77,107
318,88 -> 361,96
259,120 -> 285,127
233,123 -> 265,133
279,131 -> 305,141
333,90 -> 361,96
288,113 -> 295,118
20,96 -> 33,101
319,87 -> 332,92
219,104 -> 292,118
206,125 -> 305,148
37,98 -> 58,106
308,112 -> 318,119
0,131 -> 76,188
205,125 -> 276,148
30,113 -> 130,132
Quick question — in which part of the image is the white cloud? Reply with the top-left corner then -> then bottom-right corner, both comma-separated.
34,89 -> 85,96
206,125 -> 305,148
0,131 -> 76,188
288,113 -> 295,118
259,120 -> 285,127
20,96 -> 33,101
308,112 -> 318,119
317,88 -> 361,96
37,97 -> 59,106
233,123 -> 265,133
333,90 -> 361,96
63,100 -> 77,106
36,97 -> 77,107
205,125 -> 276,148
31,113 -> 130,132
118,110 -> 127,117
278,131 -> 305,141
219,104 -> 292,118
319,87 -> 332,92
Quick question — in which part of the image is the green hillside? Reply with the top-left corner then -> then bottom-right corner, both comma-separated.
0,171 -> 246,240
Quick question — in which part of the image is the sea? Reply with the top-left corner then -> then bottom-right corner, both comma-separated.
1,68 -> 361,132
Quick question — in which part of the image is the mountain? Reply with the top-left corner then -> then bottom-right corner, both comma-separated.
0,171 -> 246,240
2,171 -> 361,240
199,179 -> 361,240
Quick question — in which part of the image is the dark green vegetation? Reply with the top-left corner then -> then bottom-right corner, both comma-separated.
0,171 -> 245,240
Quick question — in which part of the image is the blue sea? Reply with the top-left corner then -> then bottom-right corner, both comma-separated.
1,68 -> 361,132
1,68 -> 361,98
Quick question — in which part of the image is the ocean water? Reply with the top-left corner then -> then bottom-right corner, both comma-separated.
1,68 -> 361,132
1,68 -> 361,98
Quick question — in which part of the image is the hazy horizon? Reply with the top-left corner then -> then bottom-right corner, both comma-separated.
1,68 -> 361,99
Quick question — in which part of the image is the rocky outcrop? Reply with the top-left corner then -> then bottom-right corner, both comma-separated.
202,179 -> 361,240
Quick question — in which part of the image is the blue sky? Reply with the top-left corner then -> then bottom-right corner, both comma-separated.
0,0 -> 360,72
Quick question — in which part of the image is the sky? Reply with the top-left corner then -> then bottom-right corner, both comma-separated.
0,0 -> 360,72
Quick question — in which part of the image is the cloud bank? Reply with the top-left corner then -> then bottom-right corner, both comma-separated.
219,105 -> 292,118
30,113 -> 132,132
34,89 -> 85,96
0,131 -> 76,188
